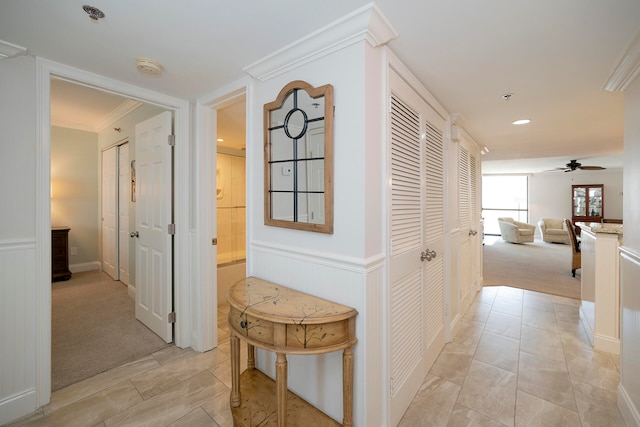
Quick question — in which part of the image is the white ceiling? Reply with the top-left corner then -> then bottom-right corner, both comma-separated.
2,0 -> 638,173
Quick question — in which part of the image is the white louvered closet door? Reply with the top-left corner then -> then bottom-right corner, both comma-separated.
458,146 -> 472,302
389,70 -> 446,426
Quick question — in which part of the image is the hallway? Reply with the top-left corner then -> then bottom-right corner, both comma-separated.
399,286 -> 624,426
10,286 -> 625,426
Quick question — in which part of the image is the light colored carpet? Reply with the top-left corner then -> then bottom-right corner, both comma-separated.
483,236 -> 581,299
52,270 -> 171,391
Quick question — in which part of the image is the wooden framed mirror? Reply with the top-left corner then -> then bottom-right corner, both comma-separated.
264,80 -> 334,233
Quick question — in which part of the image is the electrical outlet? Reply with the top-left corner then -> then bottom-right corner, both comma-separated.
70,247 -> 78,256
281,166 -> 292,176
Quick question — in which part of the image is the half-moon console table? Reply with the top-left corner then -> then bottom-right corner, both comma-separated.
227,277 -> 358,427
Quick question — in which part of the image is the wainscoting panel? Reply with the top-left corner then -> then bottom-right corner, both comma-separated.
0,240 -> 37,425
618,247 -> 640,427
250,241 -> 383,426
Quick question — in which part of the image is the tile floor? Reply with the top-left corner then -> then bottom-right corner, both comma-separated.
9,286 -> 626,426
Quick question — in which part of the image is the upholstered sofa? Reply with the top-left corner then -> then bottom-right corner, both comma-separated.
537,218 -> 570,244
497,217 -> 535,243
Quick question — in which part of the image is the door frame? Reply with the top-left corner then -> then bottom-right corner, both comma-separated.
35,58 -> 192,407
196,80 -> 250,350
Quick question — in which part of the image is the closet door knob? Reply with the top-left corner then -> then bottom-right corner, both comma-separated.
130,231 -> 139,238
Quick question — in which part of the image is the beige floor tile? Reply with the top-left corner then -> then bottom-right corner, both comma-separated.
553,303 -> 581,323
491,296 -> 524,317
484,311 -> 522,340
167,407 -> 217,427
22,381 -> 143,427
452,319 -> 485,348
152,345 -> 195,366
475,286 -> 499,304
104,370 -> 228,427
522,306 -> 558,333
496,286 -> 524,301
565,348 -> 620,392
551,295 -> 581,308
429,342 -> 474,386
202,389 -> 234,427
447,404 -> 508,426
571,381 -> 627,426
520,325 -> 564,362
515,390 -> 581,427
131,349 -> 229,399
474,332 -> 520,373
457,360 -> 517,426
398,374 -> 460,427
523,293 -> 555,312
49,356 -> 159,412
463,302 -> 492,323
517,352 -> 576,412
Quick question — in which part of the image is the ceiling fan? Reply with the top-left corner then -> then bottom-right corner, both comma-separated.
552,159 -> 606,172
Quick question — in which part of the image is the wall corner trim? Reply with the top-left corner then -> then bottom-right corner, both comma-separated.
243,2 -> 397,82
604,30 -> 640,92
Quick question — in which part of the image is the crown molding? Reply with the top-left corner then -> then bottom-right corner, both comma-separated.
0,39 -> 27,60
244,2 -> 397,81
604,31 -> 640,92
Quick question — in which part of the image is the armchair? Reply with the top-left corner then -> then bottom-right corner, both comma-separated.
565,219 -> 581,277
538,218 -> 570,244
497,217 -> 535,244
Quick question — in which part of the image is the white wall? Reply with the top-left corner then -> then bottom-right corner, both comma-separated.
529,169 -> 623,236
0,55 -> 40,425
618,73 -> 640,427
51,126 -> 99,265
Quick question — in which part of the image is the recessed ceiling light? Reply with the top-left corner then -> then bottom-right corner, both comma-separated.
217,138 -> 224,142
512,119 -> 531,125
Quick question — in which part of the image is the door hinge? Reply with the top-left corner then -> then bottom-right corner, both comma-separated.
212,238 -> 217,245
168,134 -> 175,146
168,223 -> 175,235
168,312 -> 176,323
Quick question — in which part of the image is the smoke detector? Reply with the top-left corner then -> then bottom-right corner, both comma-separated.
82,5 -> 105,21
136,57 -> 163,75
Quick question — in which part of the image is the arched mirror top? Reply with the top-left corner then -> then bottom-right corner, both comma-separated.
264,80 -> 334,233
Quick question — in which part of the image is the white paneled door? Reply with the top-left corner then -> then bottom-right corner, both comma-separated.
102,146 -> 118,279
134,111 -> 173,343
389,69 -> 447,426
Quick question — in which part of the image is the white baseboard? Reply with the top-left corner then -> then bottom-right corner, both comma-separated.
594,334 -> 620,355
618,383 -> 640,427
0,388 -> 37,425
127,284 -> 135,300
69,261 -> 101,273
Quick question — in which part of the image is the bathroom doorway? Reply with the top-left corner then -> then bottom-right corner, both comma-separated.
215,96 -> 246,305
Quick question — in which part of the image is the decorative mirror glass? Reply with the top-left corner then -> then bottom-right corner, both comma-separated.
264,80 -> 334,233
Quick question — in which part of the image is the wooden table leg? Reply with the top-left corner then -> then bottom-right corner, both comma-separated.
343,346 -> 354,427
276,352 -> 288,427
230,331 -> 241,407
247,343 -> 255,370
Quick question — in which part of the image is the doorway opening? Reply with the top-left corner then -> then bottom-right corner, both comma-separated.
49,77 -> 173,390
215,96 -> 247,308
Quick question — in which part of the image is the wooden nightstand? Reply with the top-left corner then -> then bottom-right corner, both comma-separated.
52,227 -> 72,282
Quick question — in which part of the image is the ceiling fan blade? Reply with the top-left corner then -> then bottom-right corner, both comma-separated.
578,166 -> 606,170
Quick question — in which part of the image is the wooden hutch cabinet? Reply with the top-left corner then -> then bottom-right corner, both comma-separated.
572,184 -> 604,224
52,227 -> 72,281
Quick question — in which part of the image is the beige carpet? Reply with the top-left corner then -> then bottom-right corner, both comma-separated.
483,236 -> 581,299
52,270 -> 171,391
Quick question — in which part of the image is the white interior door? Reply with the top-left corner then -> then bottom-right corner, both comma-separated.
389,70 -> 447,426
118,143 -> 131,285
134,111 -> 173,343
102,146 -> 118,279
